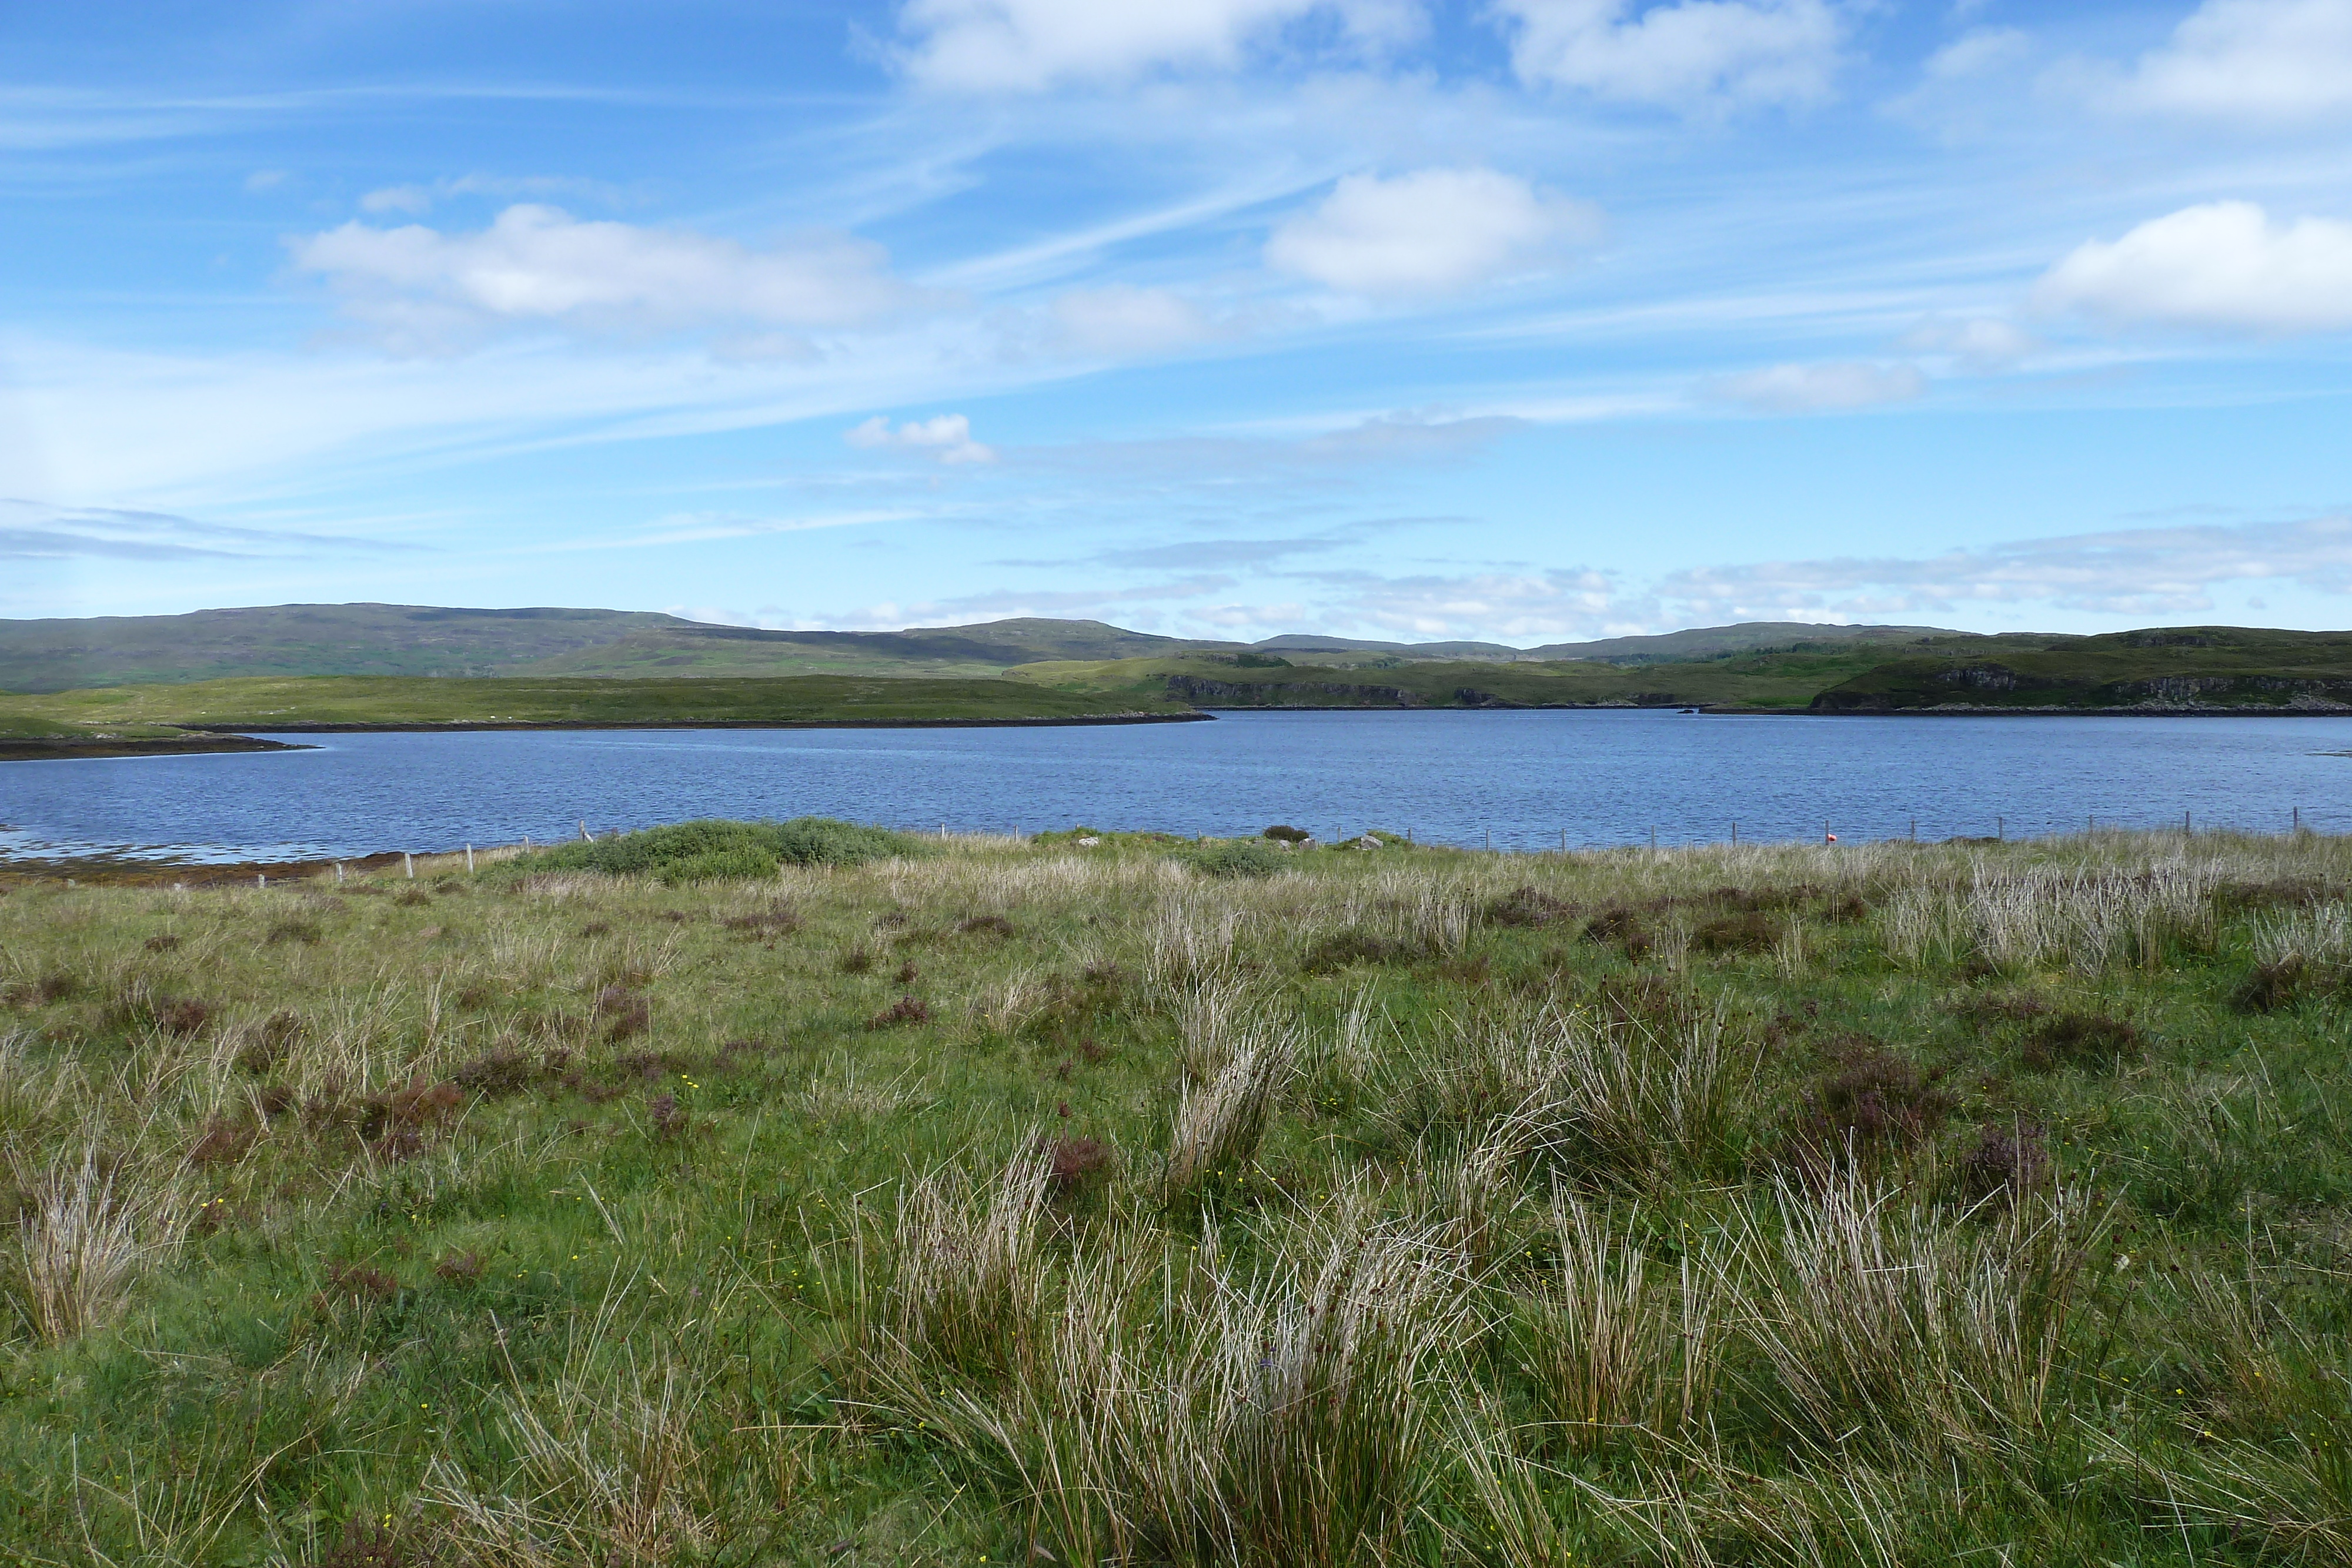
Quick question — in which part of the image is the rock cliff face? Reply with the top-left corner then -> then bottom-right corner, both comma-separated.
1935,664 -> 2020,692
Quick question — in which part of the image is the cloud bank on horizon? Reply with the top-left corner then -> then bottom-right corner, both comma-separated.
2,0 -> 2351,642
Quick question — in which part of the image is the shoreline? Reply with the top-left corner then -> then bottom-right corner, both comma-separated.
1192,701 -> 2352,717
0,710 -> 1212,761
172,710 -> 1212,734
0,734 -> 314,763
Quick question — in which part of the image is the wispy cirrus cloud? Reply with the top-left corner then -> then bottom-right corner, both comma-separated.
891,0 -> 1422,91
0,499 -> 415,561
1710,359 -> 1925,413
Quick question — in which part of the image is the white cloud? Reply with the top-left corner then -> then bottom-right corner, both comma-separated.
1304,566 -> 1621,639
1049,285 -> 1224,355
846,413 -> 997,463
1896,316 -> 2039,370
288,204 -> 941,351
243,169 -> 288,193
1712,360 -> 1925,412
1492,0 -> 1845,110
357,172 -> 629,217
1655,514 -> 2352,620
1265,168 -> 1603,298
2033,201 -> 2352,335
360,183 -> 432,215
1923,25 -> 2028,80
2106,0 -> 2352,122
893,0 -> 1422,90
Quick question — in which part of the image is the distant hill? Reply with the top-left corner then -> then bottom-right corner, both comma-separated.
0,603 -> 1541,691
1810,626 -> 2352,713
0,604 -> 691,692
1252,634 -> 1528,658
8,604 -> 2347,717
1525,621 -> 1970,664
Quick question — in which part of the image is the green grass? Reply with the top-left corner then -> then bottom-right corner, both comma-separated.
4,827 -> 2352,1564
0,673 -> 1198,739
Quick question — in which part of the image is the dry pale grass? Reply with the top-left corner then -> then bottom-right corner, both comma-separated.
7,1148 -> 177,1343
1164,1029 -> 1295,1203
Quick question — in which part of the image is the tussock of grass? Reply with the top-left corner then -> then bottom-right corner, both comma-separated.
5,824 -> 2352,1562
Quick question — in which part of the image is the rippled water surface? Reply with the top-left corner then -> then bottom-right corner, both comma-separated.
4,711 -> 2350,863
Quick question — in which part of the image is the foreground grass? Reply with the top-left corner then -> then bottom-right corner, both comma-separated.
2,828 -> 2350,1564
0,674 -> 1195,740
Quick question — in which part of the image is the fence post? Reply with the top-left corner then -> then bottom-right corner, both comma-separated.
1909,819 -> 1916,842
465,843 -> 475,873
1730,822 -> 1737,845
404,852 -> 414,879
256,874 -> 265,890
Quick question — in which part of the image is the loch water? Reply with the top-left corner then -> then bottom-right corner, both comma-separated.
4,709 -> 2350,864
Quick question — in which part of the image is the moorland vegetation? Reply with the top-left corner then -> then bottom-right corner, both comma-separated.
1,824 -> 2349,1564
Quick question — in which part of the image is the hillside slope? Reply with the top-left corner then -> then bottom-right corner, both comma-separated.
0,674 -> 1200,741
0,604 -> 696,691
1812,627 -> 2352,712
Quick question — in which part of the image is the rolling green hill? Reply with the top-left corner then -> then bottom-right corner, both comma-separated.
1004,646 -> 1974,711
0,673 -> 1200,745
1010,629 -> 2352,714
1811,627 -> 2352,712
0,604 -> 695,691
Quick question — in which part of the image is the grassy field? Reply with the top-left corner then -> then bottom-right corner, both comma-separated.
0,674 -> 1198,743
3,823 -> 2350,1564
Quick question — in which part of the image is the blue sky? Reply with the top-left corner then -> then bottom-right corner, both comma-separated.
5,0 -> 2352,643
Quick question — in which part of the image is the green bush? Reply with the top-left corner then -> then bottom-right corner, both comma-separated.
527,817 -> 924,884
1181,839 -> 1290,879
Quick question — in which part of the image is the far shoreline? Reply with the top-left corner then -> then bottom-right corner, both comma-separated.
0,709 -> 1214,761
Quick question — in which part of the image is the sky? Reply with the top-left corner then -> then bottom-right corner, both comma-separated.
4,0 -> 2352,644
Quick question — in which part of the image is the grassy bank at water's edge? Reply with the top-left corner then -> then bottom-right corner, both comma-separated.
0,672 -> 1201,745
3,824 -> 2350,1563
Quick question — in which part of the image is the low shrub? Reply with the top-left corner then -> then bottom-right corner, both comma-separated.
1694,910 -> 1782,955
1299,929 -> 1428,973
1790,1042 -> 1952,1169
1957,1120 -> 2052,1201
2232,957 -> 2309,1013
1486,884 -> 1577,927
2021,1011 -> 2147,1072
1181,839 -> 1288,880
527,817 -> 926,884
868,995 -> 931,1030
1261,824 -> 1312,843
